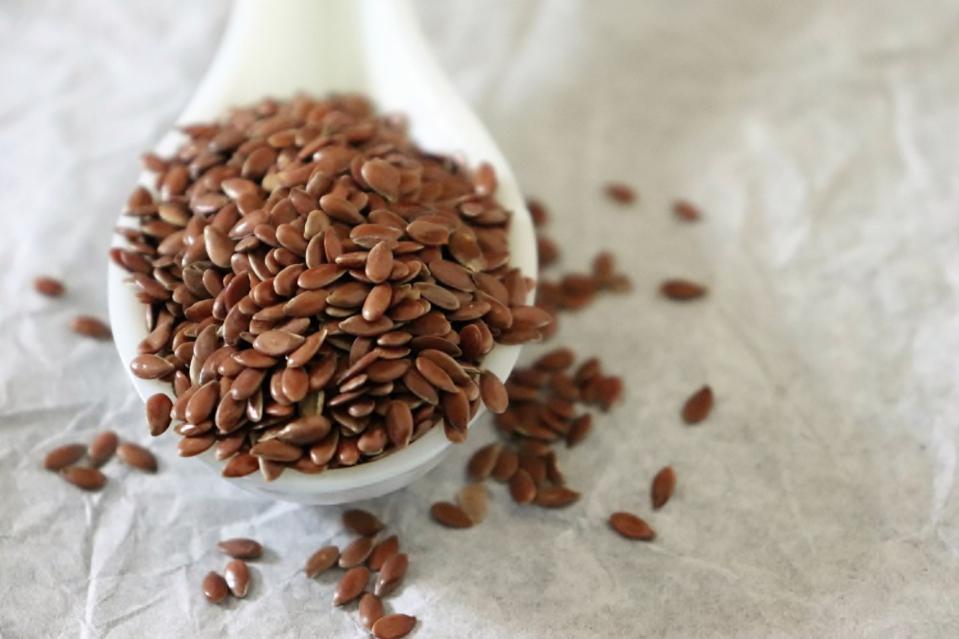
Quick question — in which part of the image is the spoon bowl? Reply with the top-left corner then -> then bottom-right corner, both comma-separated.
107,0 -> 536,504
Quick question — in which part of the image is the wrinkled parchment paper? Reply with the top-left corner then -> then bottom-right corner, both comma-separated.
3,1 -> 959,636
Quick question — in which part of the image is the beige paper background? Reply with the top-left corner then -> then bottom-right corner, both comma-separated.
2,1 -> 959,636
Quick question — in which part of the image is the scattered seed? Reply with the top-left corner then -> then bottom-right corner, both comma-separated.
224,559 -> 251,598
604,182 -> 636,204
44,444 -> 86,471
333,566 -> 369,606
491,447 -> 519,481
374,552 -> 408,596
359,593 -> 385,630
566,414 -> 592,447
342,509 -> 384,536
71,315 -> 111,340
368,535 -> 399,571
534,486 -> 580,508
34,276 -> 65,297
339,536 -> 375,568
116,442 -> 157,472
430,501 -> 473,528
305,545 -> 340,577
60,466 -> 107,491
371,613 -> 417,639
609,512 -> 656,541
651,466 -> 676,509
534,348 -> 575,371
466,442 -> 501,481
202,571 -> 229,604
88,431 -> 118,467
682,385 -> 713,424
660,279 -> 707,301
217,538 -> 263,560
673,199 -> 702,221
509,469 -> 537,504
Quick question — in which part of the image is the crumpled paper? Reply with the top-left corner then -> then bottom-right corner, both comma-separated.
3,0 -> 959,636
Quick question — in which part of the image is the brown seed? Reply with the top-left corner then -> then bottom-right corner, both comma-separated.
224,559 -> 251,598
305,545 -> 340,577
259,457 -> 285,481
34,276 -> 65,297
651,466 -> 677,509
478,371 -> 508,414
367,535 -> 399,571
406,220 -> 450,245
566,414 -> 592,447
660,279 -> 707,301
130,354 -> 174,379
185,380 -> 218,424
250,438 -> 301,462
362,283 -> 393,322
385,400 -> 413,448
339,536 -> 375,568
415,357 -> 457,393
204,225 -> 235,268
117,442 -> 157,472
280,366 -> 309,402
366,241 -> 394,284
217,537 -> 262,560
457,483 -> 489,523
673,199 -> 702,221
682,385 -> 713,424
359,593 -> 386,630
430,501 -> 473,528
178,434 -> 215,457
518,452 -> 547,485
253,329 -> 305,356
604,182 -> 636,204
145,393 -> 173,436
61,466 -> 107,491
361,158 -> 401,201
491,447 -> 519,481
441,390 -> 470,433
466,442 -> 501,481
43,444 -> 86,471
284,290 -> 328,317
298,264 -> 345,289
88,431 -> 118,467
215,433 -> 245,460
609,511 -> 656,541
534,486 -> 580,508
202,571 -> 229,604
372,613 -> 417,639
403,368 -> 438,405
342,509 -> 385,536
339,314 -> 395,337
534,347 -> 575,371
276,415 -> 331,445
222,452 -> 258,477
374,552 -> 408,596
333,566 -> 370,606
509,468 -> 537,504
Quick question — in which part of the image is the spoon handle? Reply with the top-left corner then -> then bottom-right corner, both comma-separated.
180,0 -> 375,123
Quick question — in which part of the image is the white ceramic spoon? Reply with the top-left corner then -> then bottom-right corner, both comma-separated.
107,0 -> 537,504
